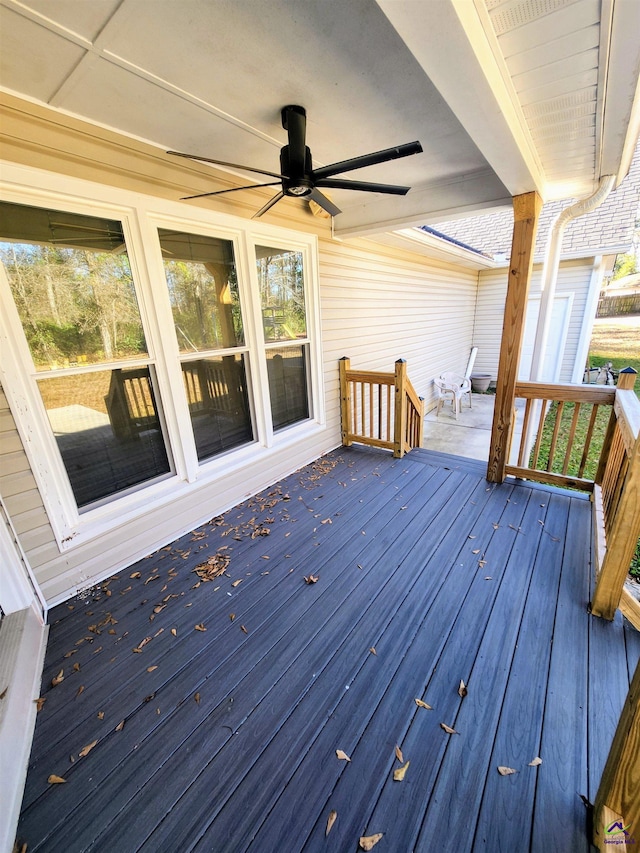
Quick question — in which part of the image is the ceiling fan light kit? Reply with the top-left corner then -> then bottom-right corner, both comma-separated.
168,105 -> 423,218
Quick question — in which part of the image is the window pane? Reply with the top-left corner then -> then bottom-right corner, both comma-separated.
158,229 -> 243,352
181,355 -> 253,461
38,368 -> 171,508
0,201 -> 147,370
267,345 -> 309,430
255,245 -> 306,342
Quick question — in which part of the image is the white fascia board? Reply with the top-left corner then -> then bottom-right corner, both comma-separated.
376,0 -> 544,198
368,229 -> 498,271
333,168 -> 512,238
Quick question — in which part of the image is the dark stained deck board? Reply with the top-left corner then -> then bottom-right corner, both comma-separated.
16,446 -> 639,853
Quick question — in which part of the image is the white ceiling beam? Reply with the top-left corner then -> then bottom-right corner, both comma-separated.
375,0 -> 545,198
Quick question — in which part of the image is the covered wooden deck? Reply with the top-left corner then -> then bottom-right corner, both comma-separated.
17,446 -> 639,852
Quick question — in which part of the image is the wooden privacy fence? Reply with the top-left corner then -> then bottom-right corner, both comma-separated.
339,357 -> 424,458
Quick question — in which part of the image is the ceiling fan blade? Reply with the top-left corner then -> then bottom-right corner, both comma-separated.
313,141 -> 423,180
181,182 -> 281,200
315,178 -> 410,195
308,188 -> 342,217
252,191 -> 285,219
167,150 -> 285,180
282,105 -> 307,176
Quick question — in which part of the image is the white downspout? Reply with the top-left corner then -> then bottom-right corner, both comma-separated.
529,175 -> 616,381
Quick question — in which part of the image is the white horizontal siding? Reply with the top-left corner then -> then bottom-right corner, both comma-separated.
474,259 -> 594,382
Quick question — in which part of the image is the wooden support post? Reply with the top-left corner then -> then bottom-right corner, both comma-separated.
591,420 -> 640,620
593,657 -> 640,851
394,359 -> 407,459
487,191 -> 542,482
339,357 -> 352,448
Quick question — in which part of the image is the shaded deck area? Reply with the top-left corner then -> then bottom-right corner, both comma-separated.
17,447 -> 640,852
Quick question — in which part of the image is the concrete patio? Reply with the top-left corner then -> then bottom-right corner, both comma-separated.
422,392 -> 524,464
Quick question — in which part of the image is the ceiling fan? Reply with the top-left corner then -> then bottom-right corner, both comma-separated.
168,105 -> 423,219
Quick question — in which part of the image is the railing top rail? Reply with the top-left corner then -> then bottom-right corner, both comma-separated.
514,380 -> 616,404
613,388 -> 640,455
344,369 -> 396,386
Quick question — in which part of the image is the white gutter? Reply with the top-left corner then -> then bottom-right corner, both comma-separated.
529,175 -> 616,380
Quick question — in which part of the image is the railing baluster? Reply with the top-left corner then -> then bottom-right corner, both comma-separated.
562,402 -> 581,474
578,403 -> 600,478
531,400 -> 548,469
546,400 -> 565,471
518,398 -> 533,467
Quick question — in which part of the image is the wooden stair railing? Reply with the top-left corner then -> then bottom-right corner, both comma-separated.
339,357 -> 424,458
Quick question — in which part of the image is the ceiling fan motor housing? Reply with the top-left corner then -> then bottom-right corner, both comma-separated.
280,105 -> 313,196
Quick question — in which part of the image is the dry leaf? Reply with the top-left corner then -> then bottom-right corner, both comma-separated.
497,766 -> 517,776
147,666 -> 158,673
231,580 -> 243,587
52,670 -> 64,687
73,662 -> 81,672
440,723 -> 458,734
76,685 -> 85,697
478,560 -> 487,567
130,571 -> 141,578
359,833 -> 383,850
528,756 -> 542,766
492,523 -> 499,530
472,549 -> 480,554
171,628 -> 177,636
304,575 -> 319,584
229,613 -> 236,621
35,697 -> 46,711
369,647 -> 377,655
79,740 -> 98,758
393,760 -> 410,781
241,625 -> 248,634
458,679 -> 468,698
415,698 -> 432,710
194,623 -> 206,632
194,692 -> 201,704
395,744 -> 404,763
326,810 -> 337,836
97,711 -> 104,720
335,749 -> 351,762
115,719 -> 125,732
48,774 -> 66,784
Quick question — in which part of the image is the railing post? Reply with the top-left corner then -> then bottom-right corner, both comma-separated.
593,656 -> 640,850
339,357 -> 352,448
394,359 -> 407,458
487,191 -> 542,482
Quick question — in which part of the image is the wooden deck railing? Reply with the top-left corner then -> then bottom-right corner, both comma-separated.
339,357 -> 424,458
504,369 -> 639,627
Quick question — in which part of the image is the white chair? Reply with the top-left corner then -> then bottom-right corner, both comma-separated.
435,372 -> 472,420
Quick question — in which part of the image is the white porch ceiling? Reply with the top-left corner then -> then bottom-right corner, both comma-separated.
1,0 -> 638,237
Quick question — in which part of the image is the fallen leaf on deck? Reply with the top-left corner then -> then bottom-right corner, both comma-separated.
484,576 -> 493,580
393,760 -> 410,781
335,749 -> 351,762
472,549 -> 480,554
147,666 -> 158,673
478,560 -> 487,567
73,663 -> 81,672
492,523 -> 499,530
497,766 -> 517,776
79,740 -> 98,758
97,711 -> 104,720
195,623 -> 206,631
48,774 -> 66,784
195,692 -> 201,704
458,680 -> 468,698
395,744 -> 404,763
52,670 -> 64,686
528,756 -> 542,766
133,636 -> 152,653
321,518 -> 332,525
241,625 -> 248,634
63,650 -> 77,658
130,572 -> 141,579
171,628 -> 177,636
304,575 -> 319,584
34,697 -> 46,711
359,833 -> 383,850
326,810 -> 337,836
369,647 -> 377,655
415,698 -> 432,710
115,720 -> 125,732
231,580 -> 243,588
440,723 -> 458,735
229,613 -> 236,621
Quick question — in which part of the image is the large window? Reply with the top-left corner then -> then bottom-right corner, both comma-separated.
0,202 -> 172,509
0,186 -> 322,540
256,245 -> 310,429
158,228 -> 253,461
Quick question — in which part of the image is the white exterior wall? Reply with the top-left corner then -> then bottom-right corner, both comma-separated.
473,258 -> 596,383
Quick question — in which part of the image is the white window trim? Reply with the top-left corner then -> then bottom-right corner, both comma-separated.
0,161 -> 326,551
